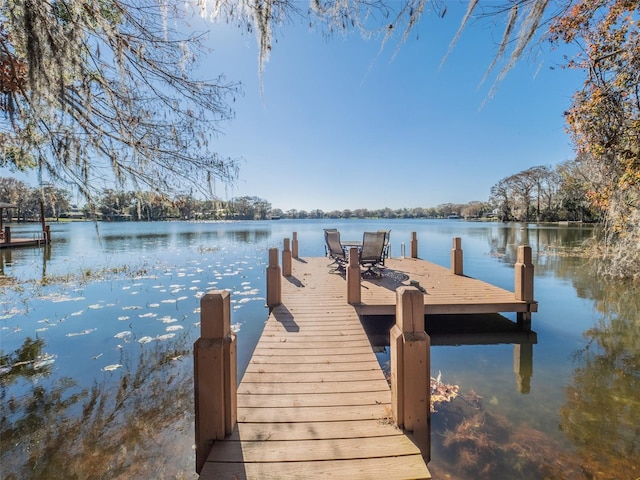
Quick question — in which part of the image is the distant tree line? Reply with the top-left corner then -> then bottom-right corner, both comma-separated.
0,180 -> 274,222
489,159 -> 602,223
1,157 -> 601,224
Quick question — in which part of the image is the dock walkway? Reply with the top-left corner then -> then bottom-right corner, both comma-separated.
198,257 -> 432,479
196,242 -> 537,479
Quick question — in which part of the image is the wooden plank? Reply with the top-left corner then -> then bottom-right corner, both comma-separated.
237,390 -> 390,408
251,346 -> 374,356
228,419 -> 403,441
256,337 -> 370,345
245,361 -> 381,373
200,455 -> 431,480
240,370 -> 386,383
237,404 -> 390,423
206,435 -> 420,462
248,353 -> 378,364
239,379 -> 389,395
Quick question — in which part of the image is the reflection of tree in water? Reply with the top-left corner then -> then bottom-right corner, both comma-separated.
1,335 -> 197,479
487,224 -> 597,275
559,278 -> 640,479
0,337 -> 54,383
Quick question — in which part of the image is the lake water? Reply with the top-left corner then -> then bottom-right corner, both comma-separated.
1,219 -> 638,479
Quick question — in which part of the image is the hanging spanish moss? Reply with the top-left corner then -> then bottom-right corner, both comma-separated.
1,0 -> 240,202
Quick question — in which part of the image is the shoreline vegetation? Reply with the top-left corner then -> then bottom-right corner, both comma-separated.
2,159 -> 602,225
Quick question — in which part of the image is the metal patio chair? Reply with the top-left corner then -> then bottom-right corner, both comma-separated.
324,228 -> 347,272
359,231 -> 387,277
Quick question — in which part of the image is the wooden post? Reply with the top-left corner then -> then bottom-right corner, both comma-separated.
390,287 -> 430,460
514,245 -> 534,328
40,200 -> 46,233
282,238 -> 292,277
266,247 -> 281,308
347,247 -> 361,305
4,226 -> 10,244
410,232 -> 418,258
513,343 -> 533,394
194,291 -> 237,474
291,232 -> 298,259
44,225 -> 51,243
451,237 -> 463,275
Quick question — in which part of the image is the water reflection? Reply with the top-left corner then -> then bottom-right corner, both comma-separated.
559,276 -> 640,478
0,337 -> 54,382
363,313 -> 537,395
1,334 -> 197,480
487,223 -> 597,265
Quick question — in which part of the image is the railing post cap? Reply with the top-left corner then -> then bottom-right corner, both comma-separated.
200,290 -> 231,338
517,245 -> 532,264
395,286 -> 425,333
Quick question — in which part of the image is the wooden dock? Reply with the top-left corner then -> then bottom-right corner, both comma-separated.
0,225 -> 51,249
194,235 -> 536,479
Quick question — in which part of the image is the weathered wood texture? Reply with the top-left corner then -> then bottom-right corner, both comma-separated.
199,257 -> 432,480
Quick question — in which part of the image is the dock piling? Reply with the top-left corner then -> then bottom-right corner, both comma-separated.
194,291 -> 237,474
391,287 -> 430,460
410,232 -> 418,258
346,247 -> 361,305
514,245 -> 534,328
282,238 -> 292,277
267,248 -> 282,308
292,232 -> 298,259
451,237 -> 463,275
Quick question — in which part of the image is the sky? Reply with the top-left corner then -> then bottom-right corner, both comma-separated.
196,3 -> 584,212
3,2 -> 585,213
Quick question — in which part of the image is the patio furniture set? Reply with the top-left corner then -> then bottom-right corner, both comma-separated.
323,228 -> 390,276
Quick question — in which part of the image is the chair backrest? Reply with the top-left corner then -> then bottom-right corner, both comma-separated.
378,229 -> 391,257
324,229 -> 345,259
360,231 -> 386,263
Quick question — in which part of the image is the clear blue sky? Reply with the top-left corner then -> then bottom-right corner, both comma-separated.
200,3 -> 583,212
4,3 -> 584,213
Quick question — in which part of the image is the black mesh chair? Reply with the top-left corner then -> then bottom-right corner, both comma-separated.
359,231 -> 387,276
324,229 -> 347,272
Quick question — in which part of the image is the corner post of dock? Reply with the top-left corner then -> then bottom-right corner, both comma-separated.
291,231 -> 298,259
514,245 -> 534,328
390,287 -> 431,460
193,291 -> 237,474
282,238 -> 292,277
267,247 -> 282,308
410,231 -> 418,258
4,226 -> 10,243
346,247 -> 361,304
451,237 -> 463,275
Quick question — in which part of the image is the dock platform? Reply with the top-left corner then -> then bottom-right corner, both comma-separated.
0,237 -> 49,249
195,242 -> 537,479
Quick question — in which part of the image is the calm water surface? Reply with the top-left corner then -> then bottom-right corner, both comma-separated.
1,220 -> 638,479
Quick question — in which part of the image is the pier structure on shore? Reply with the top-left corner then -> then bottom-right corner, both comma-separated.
193,232 -> 536,479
